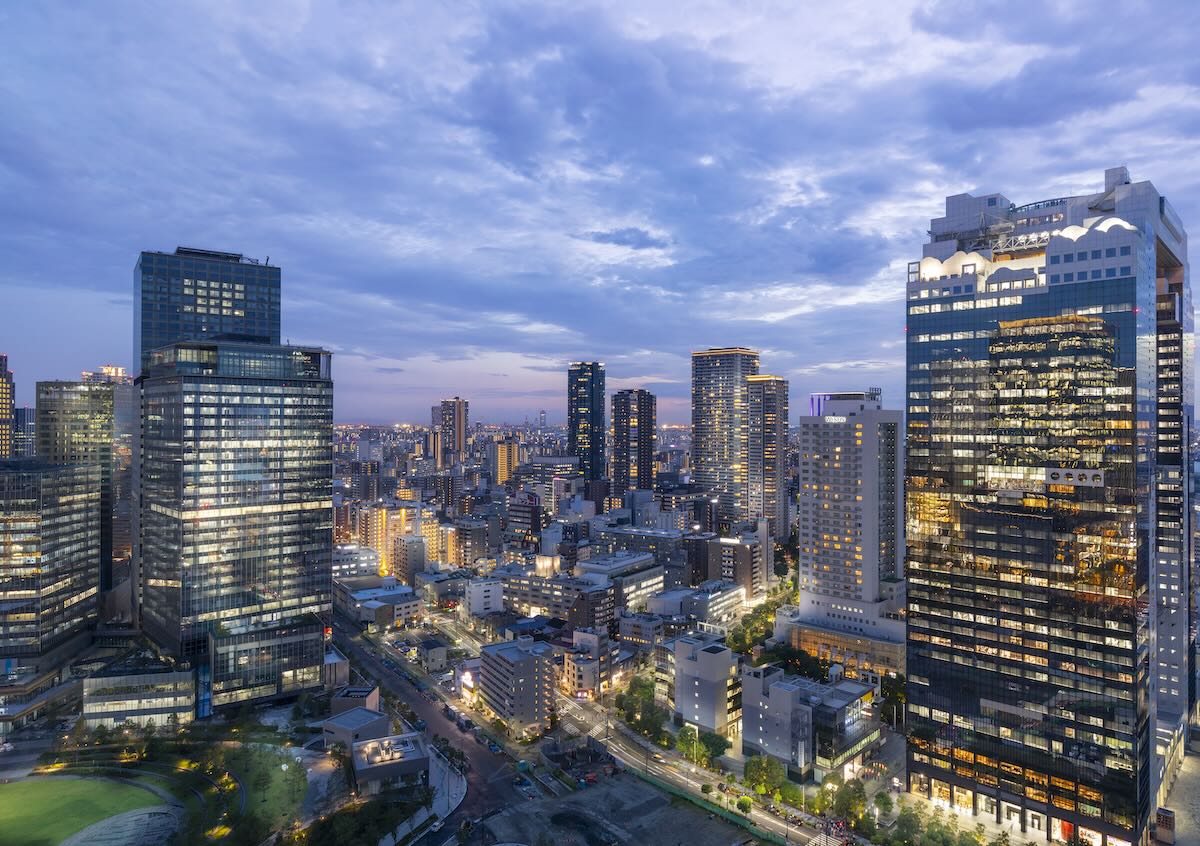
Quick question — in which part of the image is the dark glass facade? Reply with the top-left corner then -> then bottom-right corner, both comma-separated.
134,247 -> 280,374
906,171 -> 1189,846
36,381 -> 114,590
0,459 -> 100,668
612,388 -> 655,495
138,341 -> 332,708
568,362 -> 605,482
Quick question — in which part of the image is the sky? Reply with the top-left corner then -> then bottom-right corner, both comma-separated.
3,1 -> 1200,424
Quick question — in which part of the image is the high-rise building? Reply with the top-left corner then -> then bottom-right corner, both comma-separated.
12,407 -> 35,458
138,340 -> 333,712
567,362 -> 605,482
490,434 -> 521,486
612,388 -> 656,496
36,380 -> 115,592
438,397 -> 468,465
785,390 -> 904,679
0,355 -> 13,459
746,375 -> 789,537
0,459 -> 101,732
905,168 -> 1190,846
691,348 -> 759,521
134,247 -> 281,374
538,409 -> 547,430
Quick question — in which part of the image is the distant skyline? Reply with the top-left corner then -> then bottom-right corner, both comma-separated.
3,2 -> 1200,422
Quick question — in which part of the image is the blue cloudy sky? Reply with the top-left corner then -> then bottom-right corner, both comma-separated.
3,1 -> 1200,423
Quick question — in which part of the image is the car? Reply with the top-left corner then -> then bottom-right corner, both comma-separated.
652,753 -> 664,762
430,820 -> 444,832
488,743 -> 502,754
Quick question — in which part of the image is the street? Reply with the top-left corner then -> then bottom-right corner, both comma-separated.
333,618 -> 526,841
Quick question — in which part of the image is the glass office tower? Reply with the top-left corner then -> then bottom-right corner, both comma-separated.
691,347 -> 760,522
0,459 -> 100,732
905,168 -> 1191,846
138,340 -> 333,711
568,362 -> 606,482
612,388 -> 656,496
134,247 -> 281,374
36,380 -> 115,591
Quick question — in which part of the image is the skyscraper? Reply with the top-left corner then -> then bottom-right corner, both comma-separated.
905,168 -> 1190,846
0,459 -> 101,731
36,380 -> 115,591
0,355 -> 13,459
490,434 -> 521,486
612,388 -> 656,496
691,348 -> 759,522
139,340 -> 333,712
746,374 -> 789,537
439,397 -> 468,465
568,362 -> 605,482
12,408 -> 35,458
134,247 -> 281,374
134,246 -> 332,712
787,390 -> 903,677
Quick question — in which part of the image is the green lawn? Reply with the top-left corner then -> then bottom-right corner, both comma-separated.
0,777 -> 160,846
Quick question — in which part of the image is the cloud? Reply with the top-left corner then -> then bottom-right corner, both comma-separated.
581,227 -> 670,249
1,0 -> 1197,421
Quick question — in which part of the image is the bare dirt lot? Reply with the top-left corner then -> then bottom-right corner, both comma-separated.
480,771 -> 760,846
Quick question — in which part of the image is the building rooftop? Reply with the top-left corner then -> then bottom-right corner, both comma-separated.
352,732 -> 429,775
334,685 -> 377,701
324,707 -> 388,732
92,648 -> 182,679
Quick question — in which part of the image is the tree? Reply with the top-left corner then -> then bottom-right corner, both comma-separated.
873,790 -> 893,817
701,783 -> 713,794
737,796 -> 753,814
699,731 -> 731,765
743,754 -> 785,794
254,766 -> 272,804
987,833 -> 1012,846
676,725 -> 702,764
894,806 -> 924,846
832,778 -> 867,820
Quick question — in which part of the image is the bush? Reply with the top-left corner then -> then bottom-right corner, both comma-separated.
736,796 -> 753,814
701,783 -> 713,794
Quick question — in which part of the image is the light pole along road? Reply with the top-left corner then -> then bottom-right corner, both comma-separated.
427,609 -> 823,845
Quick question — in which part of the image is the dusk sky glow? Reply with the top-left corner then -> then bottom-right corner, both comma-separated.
3,1 -> 1200,423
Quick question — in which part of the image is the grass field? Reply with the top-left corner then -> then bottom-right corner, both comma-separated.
0,777 -> 160,846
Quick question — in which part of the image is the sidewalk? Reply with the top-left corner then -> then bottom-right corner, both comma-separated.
386,753 -> 467,844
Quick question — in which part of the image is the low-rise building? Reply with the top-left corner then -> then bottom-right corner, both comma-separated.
417,638 -> 449,673
323,646 -> 350,690
334,575 -> 421,629
617,611 -> 664,653
81,650 -> 195,729
773,604 -> 904,680
323,706 -> 390,750
497,567 -> 614,631
559,628 -> 612,699
574,551 -> 664,613
464,577 -> 504,617
331,685 -> 380,715
479,636 -> 555,736
657,633 -> 741,736
646,580 -> 745,628
332,544 -> 380,579
351,732 -> 430,796
740,665 -> 878,784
